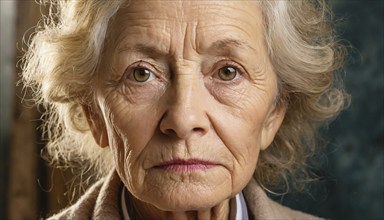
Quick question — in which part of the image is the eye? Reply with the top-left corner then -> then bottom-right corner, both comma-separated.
217,66 -> 240,81
132,68 -> 155,82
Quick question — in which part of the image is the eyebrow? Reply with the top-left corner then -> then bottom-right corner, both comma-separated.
118,43 -> 167,57
207,39 -> 259,55
117,39 -> 258,57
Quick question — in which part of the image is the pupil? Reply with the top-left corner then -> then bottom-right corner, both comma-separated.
139,69 -> 148,76
225,67 -> 235,75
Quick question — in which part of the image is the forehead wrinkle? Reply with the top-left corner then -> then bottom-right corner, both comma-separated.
181,22 -> 198,61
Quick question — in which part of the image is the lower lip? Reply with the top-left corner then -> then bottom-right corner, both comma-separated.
155,164 -> 217,172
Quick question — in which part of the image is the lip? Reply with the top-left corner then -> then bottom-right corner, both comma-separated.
154,159 -> 218,172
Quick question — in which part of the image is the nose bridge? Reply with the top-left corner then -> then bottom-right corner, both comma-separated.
174,69 -> 199,109
159,64 -> 209,139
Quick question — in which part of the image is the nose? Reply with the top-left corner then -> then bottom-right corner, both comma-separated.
159,76 -> 210,139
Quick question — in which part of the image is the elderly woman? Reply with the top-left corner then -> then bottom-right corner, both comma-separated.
22,0 -> 348,219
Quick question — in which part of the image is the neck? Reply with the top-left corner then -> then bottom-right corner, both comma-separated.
128,194 -> 231,220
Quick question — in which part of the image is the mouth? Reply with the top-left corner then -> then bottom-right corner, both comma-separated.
154,159 -> 218,172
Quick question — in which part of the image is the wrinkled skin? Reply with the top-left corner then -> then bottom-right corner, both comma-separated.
84,0 -> 286,219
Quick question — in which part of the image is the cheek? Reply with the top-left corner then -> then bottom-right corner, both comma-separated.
208,110 -> 262,194
103,87 -> 161,149
212,110 -> 262,165
207,84 -> 273,187
210,84 -> 271,151
102,91 -> 161,188
233,123 -> 264,192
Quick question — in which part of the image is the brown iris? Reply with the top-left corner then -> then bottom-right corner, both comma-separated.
133,68 -> 151,82
218,66 -> 238,81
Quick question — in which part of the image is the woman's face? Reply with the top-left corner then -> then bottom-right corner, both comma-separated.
88,0 -> 285,211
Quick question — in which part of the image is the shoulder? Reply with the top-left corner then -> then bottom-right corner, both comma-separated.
243,178 -> 324,220
46,178 -> 104,220
46,170 -> 122,220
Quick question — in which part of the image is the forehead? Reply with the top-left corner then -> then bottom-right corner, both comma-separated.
115,0 -> 262,23
108,0 -> 265,53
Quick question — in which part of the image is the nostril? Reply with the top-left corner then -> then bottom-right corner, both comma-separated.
164,129 -> 177,137
193,127 -> 204,133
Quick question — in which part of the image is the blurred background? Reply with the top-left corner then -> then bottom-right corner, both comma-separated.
1,0 -> 383,219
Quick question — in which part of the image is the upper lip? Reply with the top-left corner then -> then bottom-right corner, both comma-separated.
154,158 -> 218,167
